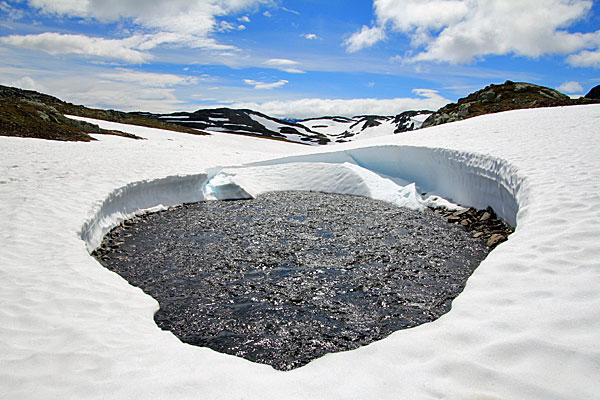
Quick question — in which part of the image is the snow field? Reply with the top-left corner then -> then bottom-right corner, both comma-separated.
1,105 -> 600,399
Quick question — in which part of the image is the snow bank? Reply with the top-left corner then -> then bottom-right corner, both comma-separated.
246,145 -> 522,226
80,173 -> 208,252
2,105 -> 600,399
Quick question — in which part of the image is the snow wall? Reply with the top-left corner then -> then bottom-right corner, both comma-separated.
249,145 -> 523,226
80,145 -> 525,252
80,173 -> 208,252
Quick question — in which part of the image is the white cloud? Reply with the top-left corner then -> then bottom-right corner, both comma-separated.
0,32 -> 151,63
346,0 -> 600,65
263,11 -> 272,17
225,89 -> 450,118
2,76 -> 44,91
243,79 -> 288,89
11,0 -> 268,60
567,49 -> 600,67
238,16 -> 250,23
302,33 -> 320,40
557,81 -> 584,93
218,21 -> 237,31
217,21 -> 248,32
281,6 -> 300,15
99,68 -> 199,87
344,25 -> 386,53
64,83 -> 187,113
376,0 -> 468,32
263,58 -> 305,73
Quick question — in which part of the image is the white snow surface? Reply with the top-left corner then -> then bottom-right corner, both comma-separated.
2,105 -> 600,398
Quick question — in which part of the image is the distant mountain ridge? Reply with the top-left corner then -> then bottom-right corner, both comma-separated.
138,108 -> 331,145
145,109 -> 433,145
2,81 -> 598,143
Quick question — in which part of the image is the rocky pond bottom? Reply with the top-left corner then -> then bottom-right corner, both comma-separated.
93,191 -> 491,370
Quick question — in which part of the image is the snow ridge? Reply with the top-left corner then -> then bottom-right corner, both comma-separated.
80,173 -> 208,252
80,144 -> 523,254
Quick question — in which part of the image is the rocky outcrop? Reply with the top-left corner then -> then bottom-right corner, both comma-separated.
585,85 -> 600,99
422,81 -> 600,128
0,97 -> 97,142
431,206 -> 514,249
0,93 -> 145,142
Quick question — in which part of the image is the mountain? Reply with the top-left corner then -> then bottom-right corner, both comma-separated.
148,109 -> 433,145
300,110 -> 432,143
5,81 -> 596,145
140,108 -> 331,145
423,80 -> 600,128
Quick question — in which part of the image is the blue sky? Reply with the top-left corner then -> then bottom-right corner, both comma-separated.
1,0 -> 599,118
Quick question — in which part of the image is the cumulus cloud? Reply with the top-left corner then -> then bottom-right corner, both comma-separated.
243,79 -> 288,89
225,89 -> 451,118
557,81 -> 584,93
0,32 -> 151,63
344,25 -> 386,53
345,0 -> 600,64
263,58 -> 305,73
567,49 -> 600,67
3,0 -> 268,61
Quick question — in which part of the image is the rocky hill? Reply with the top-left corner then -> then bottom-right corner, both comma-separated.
0,85 -> 204,142
422,81 -> 600,128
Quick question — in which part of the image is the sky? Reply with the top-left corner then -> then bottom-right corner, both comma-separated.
0,0 -> 599,118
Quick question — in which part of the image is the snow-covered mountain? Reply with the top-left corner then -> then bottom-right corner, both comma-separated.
147,109 -> 432,145
302,110 -> 432,143
142,108 -> 331,145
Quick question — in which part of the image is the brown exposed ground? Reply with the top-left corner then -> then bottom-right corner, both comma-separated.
0,85 -> 206,142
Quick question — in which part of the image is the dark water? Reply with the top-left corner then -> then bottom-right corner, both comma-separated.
94,191 -> 489,370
